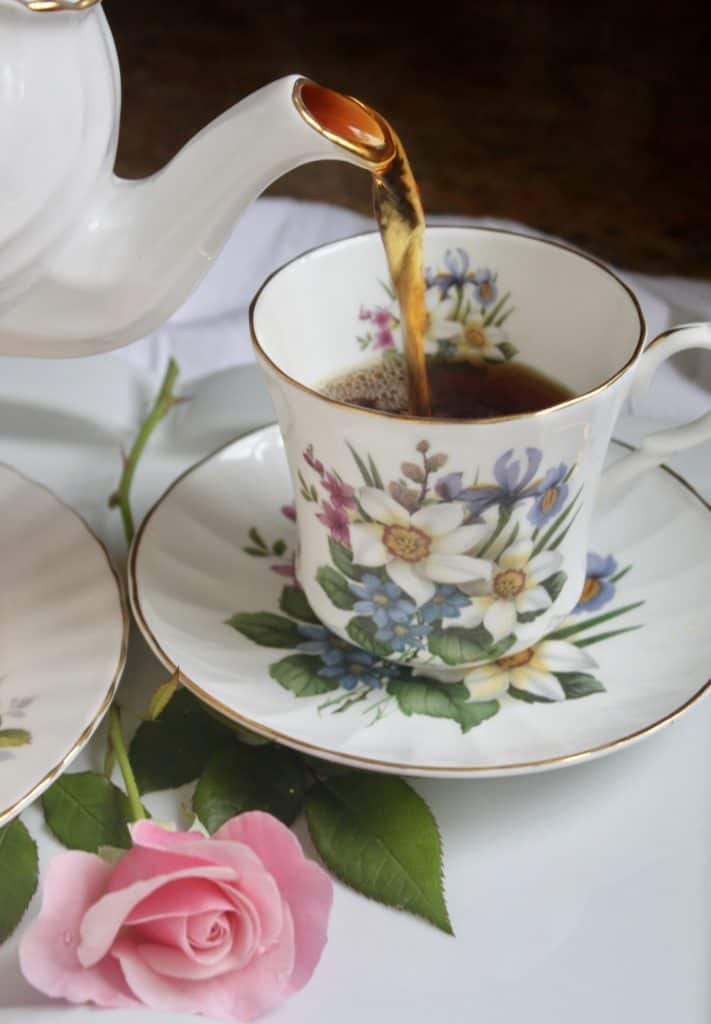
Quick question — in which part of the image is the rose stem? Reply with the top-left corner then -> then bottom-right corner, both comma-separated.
109,357 -> 181,545
108,705 -> 146,822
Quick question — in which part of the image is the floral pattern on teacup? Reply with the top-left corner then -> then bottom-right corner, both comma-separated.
227,451 -> 644,730
0,690 -> 33,761
357,250 -> 517,364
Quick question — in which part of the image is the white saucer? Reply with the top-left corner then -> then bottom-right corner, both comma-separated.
129,426 -> 710,778
0,466 -> 128,824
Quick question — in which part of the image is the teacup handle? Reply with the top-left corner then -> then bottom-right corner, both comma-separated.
603,322 -> 711,493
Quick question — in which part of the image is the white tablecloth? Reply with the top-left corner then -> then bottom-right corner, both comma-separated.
0,199 -> 709,1024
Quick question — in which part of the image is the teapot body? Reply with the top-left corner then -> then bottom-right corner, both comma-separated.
0,1 -> 119,309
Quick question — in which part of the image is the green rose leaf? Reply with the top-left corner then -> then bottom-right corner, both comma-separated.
225,612 -> 302,648
130,688 -> 234,793
279,585 -> 319,623
388,677 -> 499,733
558,671 -> 606,699
194,744 -> 306,832
270,654 -> 337,697
302,754 -> 354,778
41,772 -> 136,851
306,773 -> 453,935
317,566 -> 357,610
346,616 -> 392,657
328,538 -> 362,580
0,728 -> 31,748
0,819 -> 38,945
542,571 -> 567,602
428,625 -> 514,665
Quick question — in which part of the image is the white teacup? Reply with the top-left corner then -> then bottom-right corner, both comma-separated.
251,226 -> 711,671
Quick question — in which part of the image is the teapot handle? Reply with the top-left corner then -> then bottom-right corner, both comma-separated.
603,322 -> 711,494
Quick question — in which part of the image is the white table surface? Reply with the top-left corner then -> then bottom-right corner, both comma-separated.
1,201 -> 710,1023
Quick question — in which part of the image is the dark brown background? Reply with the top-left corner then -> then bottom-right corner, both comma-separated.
105,0 -> 711,277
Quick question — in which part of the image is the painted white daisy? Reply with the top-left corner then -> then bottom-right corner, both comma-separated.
423,291 -> 462,354
464,639 -> 597,702
461,538 -> 564,641
455,318 -> 508,362
349,488 -> 492,606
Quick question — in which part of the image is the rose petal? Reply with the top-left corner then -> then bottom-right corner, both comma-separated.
19,851 -> 138,1008
123,827 -> 284,953
78,864 -> 236,967
215,813 -> 333,993
112,901 -> 295,1022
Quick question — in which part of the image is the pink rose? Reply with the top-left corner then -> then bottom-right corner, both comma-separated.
20,813 -> 333,1021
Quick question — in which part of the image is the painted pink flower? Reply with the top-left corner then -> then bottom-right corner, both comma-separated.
19,814 -> 333,1022
373,326 -> 395,350
280,503 -> 297,522
316,501 -> 350,545
322,473 -> 355,509
303,445 -> 324,476
271,558 -> 297,581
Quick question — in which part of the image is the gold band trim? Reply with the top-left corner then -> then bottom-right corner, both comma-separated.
128,435 -> 710,778
0,464 -> 129,826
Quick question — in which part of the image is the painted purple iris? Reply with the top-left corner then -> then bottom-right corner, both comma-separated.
426,248 -> 478,298
459,448 -> 542,517
573,553 -> 618,613
528,464 -> 569,527
474,268 -> 498,307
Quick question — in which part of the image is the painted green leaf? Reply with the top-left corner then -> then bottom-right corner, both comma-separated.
497,340 -> 518,360
558,672 -> 606,699
306,773 -> 452,934
547,601 -> 645,641
41,772 -> 135,851
542,571 -> 567,602
575,625 -> 643,648
130,689 -> 234,793
0,729 -> 31,748
0,819 -> 38,945
347,442 -> 375,487
226,612 -> 302,648
279,585 -> 319,623
388,677 -> 499,733
272,539 -> 287,556
531,488 -> 581,557
242,546 -> 268,557
509,685 -> 551,704
248,527 -> 268,550
346,616 -> 392,657
194,744 -> 306,833
328,538 -> 362,580
428,625 -> 514,665
317,566 -> 357,610
270,654 -> 337,697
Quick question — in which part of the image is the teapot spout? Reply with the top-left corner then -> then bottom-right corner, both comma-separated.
0,75 -> 394,357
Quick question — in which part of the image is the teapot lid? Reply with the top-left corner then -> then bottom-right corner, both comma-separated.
9,0 -> 102,10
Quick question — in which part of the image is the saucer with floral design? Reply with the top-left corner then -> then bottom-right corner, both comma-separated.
0,465 -> 128,825
128,426 -> 711,778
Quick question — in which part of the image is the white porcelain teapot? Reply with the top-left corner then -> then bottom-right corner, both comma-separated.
0,0 -> 394,356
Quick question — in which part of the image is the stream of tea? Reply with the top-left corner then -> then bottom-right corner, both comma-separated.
372,129 -> 431,417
